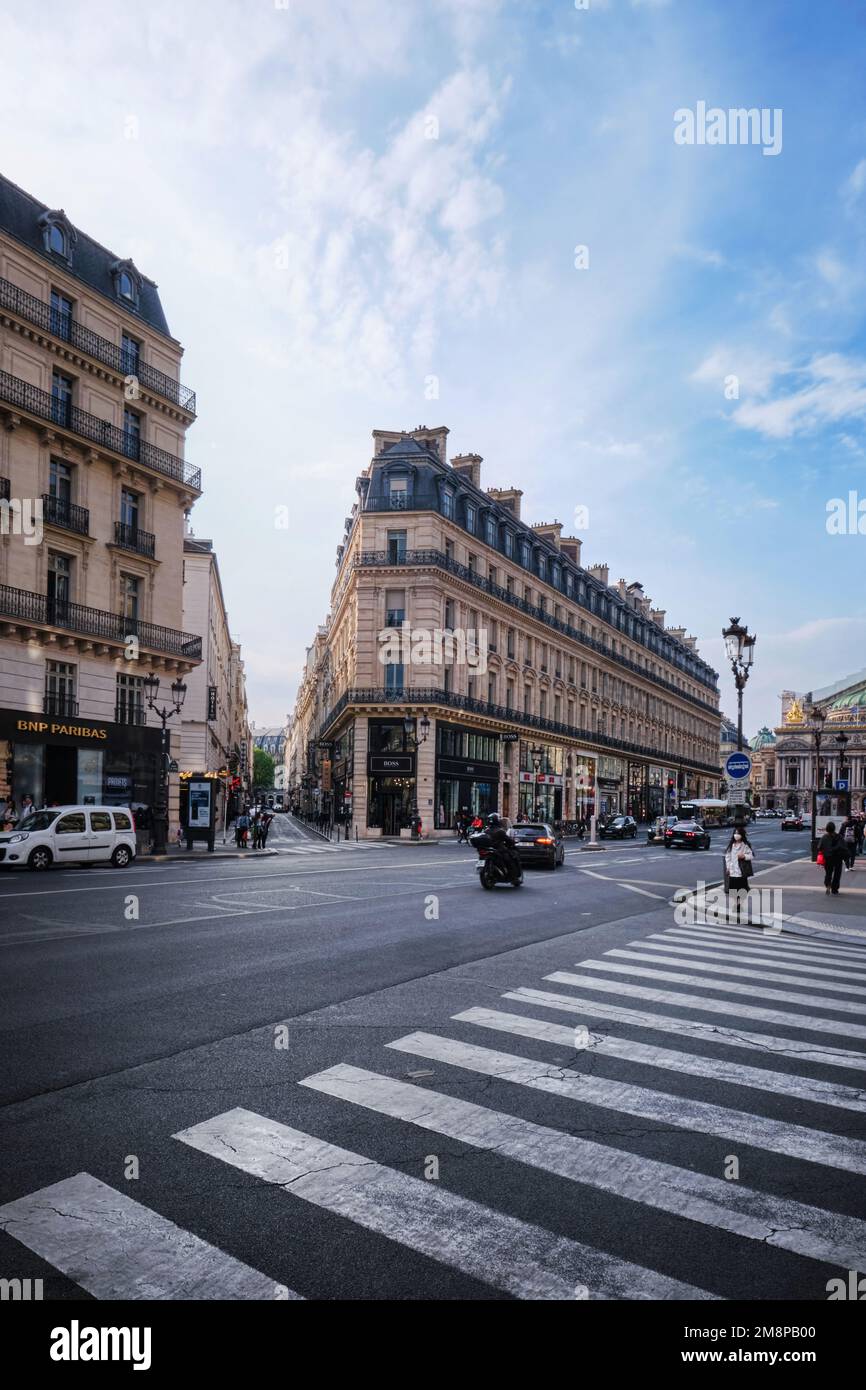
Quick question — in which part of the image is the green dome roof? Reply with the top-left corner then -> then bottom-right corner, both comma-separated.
749,726 -> 776,750
829,684 -> 866,711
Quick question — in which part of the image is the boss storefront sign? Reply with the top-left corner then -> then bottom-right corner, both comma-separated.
368,753 -> 414,774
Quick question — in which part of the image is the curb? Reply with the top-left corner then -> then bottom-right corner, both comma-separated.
134,848 -> 279,864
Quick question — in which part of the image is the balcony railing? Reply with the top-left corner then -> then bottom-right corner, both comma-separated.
318,685 -> 721,779
0,369 -> 201,491
368,493 -> 415,510
42,493 -> 90,536
0,276 -> 196,414
353,549 -> 720,720
0,583 -> 202,659
115,702 -> 147,726
114,521 -> 156,558
43,693 -> 79,717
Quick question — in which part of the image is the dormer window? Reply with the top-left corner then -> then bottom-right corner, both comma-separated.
110,259 -> 142,309
39,210 -> 76,263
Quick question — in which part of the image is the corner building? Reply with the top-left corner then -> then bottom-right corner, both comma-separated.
0,174 -> 200,816
304,428 -> 721,838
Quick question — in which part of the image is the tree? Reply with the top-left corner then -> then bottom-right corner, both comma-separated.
253,747 -> 275,789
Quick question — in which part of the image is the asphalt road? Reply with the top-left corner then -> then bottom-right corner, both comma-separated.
1,815 -> 864,1302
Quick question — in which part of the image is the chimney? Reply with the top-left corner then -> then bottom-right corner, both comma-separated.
559,536 -> 582,565
666,626 -> 687,641
683,635 -> 698,651
531,521 -> 562,548
587,563 -> 609,586
487,486 -> 523,519
451,452 -> 482,488
650,609 -> 666,626
371,425 -> 449,461
616,578 -> 629,599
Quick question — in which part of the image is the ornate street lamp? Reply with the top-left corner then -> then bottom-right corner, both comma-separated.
722,617 -> 757,828
836,730 -> 850,822
144,673 -> 187,855
403,711 -> 430,836
806,697 -> 826,862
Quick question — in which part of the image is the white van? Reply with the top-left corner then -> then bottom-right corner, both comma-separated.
0,805 -> 137,870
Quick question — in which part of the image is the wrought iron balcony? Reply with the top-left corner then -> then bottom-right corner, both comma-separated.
367,493 -> 415,511
42,493 -> 90,536
0,369 -> 201,491
0,583 -> 202,660
0,276 -> 196,414
115,702 -> 147,726
318,685 -> 721,780
353,549 -> 721,720
43,693 -> 79,717
114,521 -> 156,557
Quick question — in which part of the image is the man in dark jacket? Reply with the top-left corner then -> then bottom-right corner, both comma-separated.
818,822 -> 844,894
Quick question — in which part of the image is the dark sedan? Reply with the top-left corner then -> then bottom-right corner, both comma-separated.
599,815 -> 638,840
664,819 -> 711,850
781,814 -> 804,831
511,822 -> 565,869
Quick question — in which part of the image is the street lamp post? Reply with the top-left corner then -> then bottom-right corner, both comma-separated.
806,697 -> 826,862
836,731 -> 850,823
722,617 -> 757,827
143,672 -> 187,855
403,711 -> 431,836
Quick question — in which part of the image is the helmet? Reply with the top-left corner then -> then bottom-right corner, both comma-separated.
485,813 -> 501,829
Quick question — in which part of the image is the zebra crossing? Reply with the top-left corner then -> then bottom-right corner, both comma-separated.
2,918 -> 865,1299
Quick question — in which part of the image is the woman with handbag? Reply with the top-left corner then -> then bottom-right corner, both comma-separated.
818,821 -> 844,895
723,827 -> 754,923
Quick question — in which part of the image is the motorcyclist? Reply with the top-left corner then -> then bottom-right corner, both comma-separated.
484,813 -> 521,881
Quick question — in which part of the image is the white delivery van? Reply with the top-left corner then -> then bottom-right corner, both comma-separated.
0,806 -> 137,870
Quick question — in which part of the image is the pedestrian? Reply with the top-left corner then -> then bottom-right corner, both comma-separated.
855,816 -> 865,857
722,826 -> 754,923
818,821 -> 844,895
841,818 -> 857,871
175,824 -> 184,849
235,808 -> 249,848
19,794 -> 34,820
3,798 -> 18,829
456,810 -> 469,844
260,809 -> 273,846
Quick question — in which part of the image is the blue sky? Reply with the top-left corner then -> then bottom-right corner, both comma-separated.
2,0 -> 864,734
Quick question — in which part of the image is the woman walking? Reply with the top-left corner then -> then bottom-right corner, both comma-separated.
818,821 -> 844,895
723,826 -> 754,923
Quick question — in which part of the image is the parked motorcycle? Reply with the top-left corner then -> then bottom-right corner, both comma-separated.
469,831 -> 524,889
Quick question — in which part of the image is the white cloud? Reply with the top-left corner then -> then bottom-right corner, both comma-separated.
730,353 -> 866,439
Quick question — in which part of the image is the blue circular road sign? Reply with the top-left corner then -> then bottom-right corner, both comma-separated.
725,751 -> 752,780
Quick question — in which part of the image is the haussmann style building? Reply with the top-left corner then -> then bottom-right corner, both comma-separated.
0,172 -> 202,821
291,427 -> 722,838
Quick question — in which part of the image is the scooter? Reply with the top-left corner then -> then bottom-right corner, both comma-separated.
469,832 -> 524,889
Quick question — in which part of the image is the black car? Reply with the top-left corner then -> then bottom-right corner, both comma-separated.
664,819 -> 711,850
599,815 -> 638,840
511,822 -> 565,869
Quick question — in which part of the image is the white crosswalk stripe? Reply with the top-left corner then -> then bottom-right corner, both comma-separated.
503,986 -> 866,1072
300,1064 -> 866,1269
454,1006 -> 866,1113
648,934 -> 866,981
384,1031 -> 866,1174
542,970 -> 866,1040
0,1172 -> 294,1300
555,963 -> 866,1019
666,924 -> 866,961
174,1108 -> 714,1300
605,948 -> 866,998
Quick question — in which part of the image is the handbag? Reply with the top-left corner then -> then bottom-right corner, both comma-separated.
816,851 -> 825,866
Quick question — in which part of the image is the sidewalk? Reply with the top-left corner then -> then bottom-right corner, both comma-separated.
680,854 -> 866,942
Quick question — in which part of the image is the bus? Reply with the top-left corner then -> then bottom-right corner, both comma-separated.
677,798 -> 750,828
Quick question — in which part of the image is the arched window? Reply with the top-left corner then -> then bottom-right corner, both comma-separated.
48,223 -> 67,256
119,271 -> 135,300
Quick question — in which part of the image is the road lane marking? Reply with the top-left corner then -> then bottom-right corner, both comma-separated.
473,1002 -> 866,1098
661,925 -> 866,960
606,948 -> 866,998
618,885 -> 665,899
174,1108 -> 713,1301
387,1031 -> 866,1174
566,961 -> 866,1017
299,1064 -> 866,1269
0,1172 -> 293,1300
503,987 -> 866,1070
643,937 -> 866,982
542,972 -> 866,1041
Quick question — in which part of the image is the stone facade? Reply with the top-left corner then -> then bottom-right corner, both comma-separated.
291,428 -> 722,838
0,173 -> 200,826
